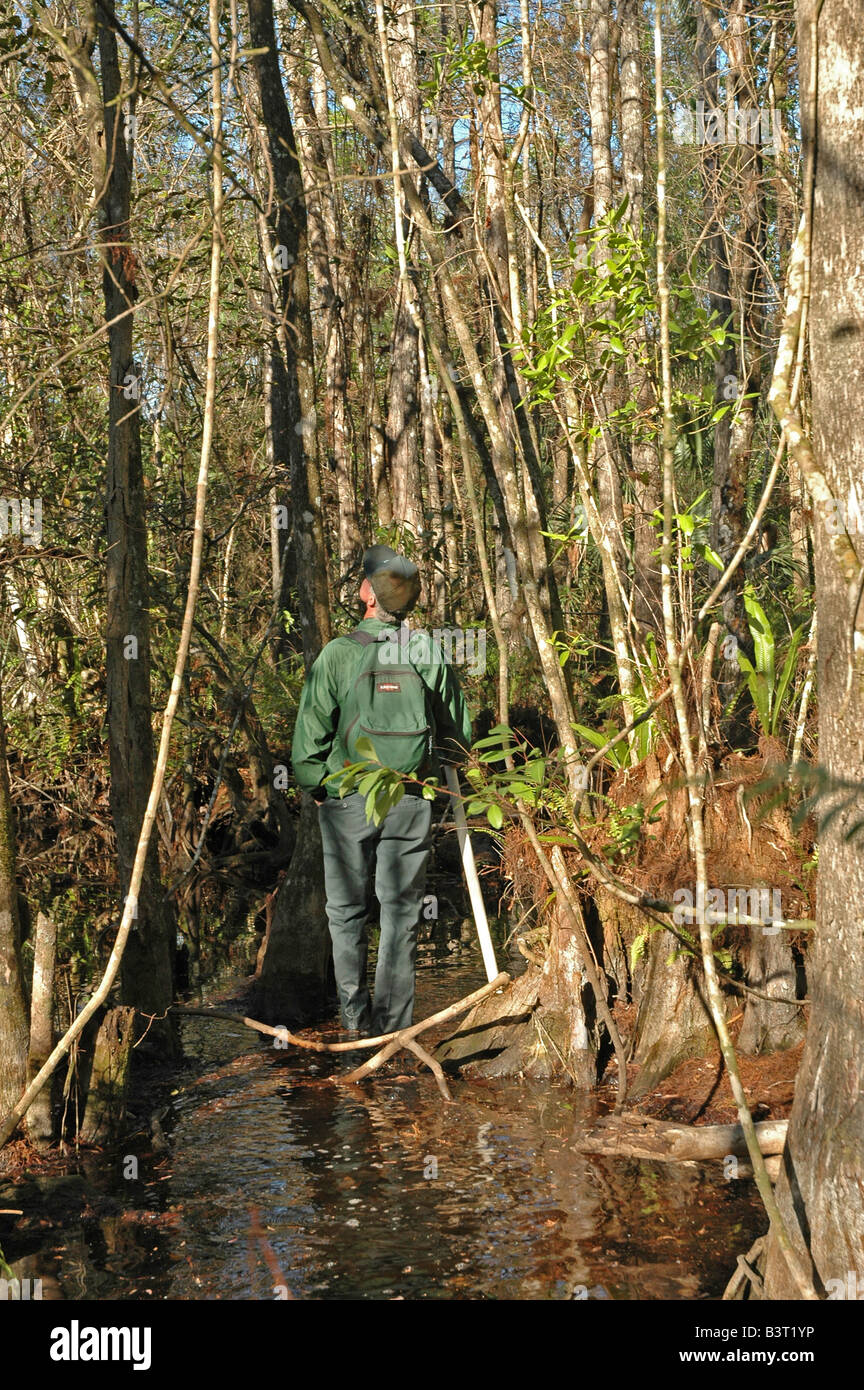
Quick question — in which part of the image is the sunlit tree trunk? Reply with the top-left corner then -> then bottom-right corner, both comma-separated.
287,56 -> 362,586
0,669 -> 28,1123
619,0 -> 662,636
697,6 -> 757,730
763,0 -> 864,1297
383,1 -> 423,541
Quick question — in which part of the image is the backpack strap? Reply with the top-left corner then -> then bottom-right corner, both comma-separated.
348,626 -> 404,648
348,626 -> 431,692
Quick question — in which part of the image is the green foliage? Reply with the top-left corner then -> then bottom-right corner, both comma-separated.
515,203 -> 730,437
548,625 -> 594,668
732,587 -> 805,739
421,29 -> 519,103
327,736 -> 411,826
573,632 -> 664,768
590,795 -> 666,861
651,488 -> 723,572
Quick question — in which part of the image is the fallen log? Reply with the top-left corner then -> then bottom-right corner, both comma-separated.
171,972 -> 511,1102
574,1111 -> 787,1162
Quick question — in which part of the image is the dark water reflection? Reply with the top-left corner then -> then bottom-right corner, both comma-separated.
16,952 -> 766,1300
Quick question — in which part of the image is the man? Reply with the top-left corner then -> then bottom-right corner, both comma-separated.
291,545 -> 472,1037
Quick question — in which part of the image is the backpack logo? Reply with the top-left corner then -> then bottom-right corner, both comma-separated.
377,681 -> 401,692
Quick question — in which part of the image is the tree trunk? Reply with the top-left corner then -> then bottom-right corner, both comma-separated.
249,0 -> 333,1022
576,1113 -> 788,1162
253,798 -> 334,1025
79,1005 -> 135,1145
0,671 -> 28,1126
619,0 -> 662,636
27,911 -> 57,1145
697,7 -> 758,730
629,929 -> 719,1099
248,0 -> 331,666
383,1 -> 423,541
89,6 -> 177,1057
287,58 -> 362,584
737,926 -> 805,1055
763,0 -> 864,1297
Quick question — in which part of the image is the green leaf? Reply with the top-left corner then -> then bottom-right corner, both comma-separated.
472,726 -> 515,749
630,931 -> 648,972
771,625 -> 805,736
743,588 -> 775,686
572,722 -> 608,750
354,735 -> 380,763
486,803 -> 504,830
358,769 -> 384,797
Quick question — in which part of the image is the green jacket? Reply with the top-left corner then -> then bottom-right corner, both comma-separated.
291,619 -> 473,797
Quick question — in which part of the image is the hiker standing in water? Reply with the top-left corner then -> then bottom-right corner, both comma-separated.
291,546 -> 472,1037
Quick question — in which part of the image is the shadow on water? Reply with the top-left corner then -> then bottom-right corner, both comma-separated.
10,949 -> 767,1300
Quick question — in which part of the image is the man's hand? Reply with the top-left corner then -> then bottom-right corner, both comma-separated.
310,786 -> 328,804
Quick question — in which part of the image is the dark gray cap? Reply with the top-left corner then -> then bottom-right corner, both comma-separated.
362,545 -> 421,615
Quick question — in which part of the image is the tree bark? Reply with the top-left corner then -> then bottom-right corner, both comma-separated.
619,0 -> 662,635
97,6 -> 176,1054
286,57 -> 362,585
248,0 -> 331,669
763,0 -> 864,1297
383,1 -> 423,541
737,926 -> 805,1055
253,797 -> 334,1025
249,0 -> 333,1022
27,911 -> 57,1146
0,671 -> 28,1125
576,1113 -> 787,1162
629,929 -> 720,1098
697,5 -> 758,728
78,1005 -> 135,1144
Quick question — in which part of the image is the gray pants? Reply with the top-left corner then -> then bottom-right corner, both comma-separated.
317,792 -> 433,1034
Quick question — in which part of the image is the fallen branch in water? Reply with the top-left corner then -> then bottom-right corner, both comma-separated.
574,1111 -> 787,1162
172,971 -> 511,1102
723,1236 -> 767,1301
